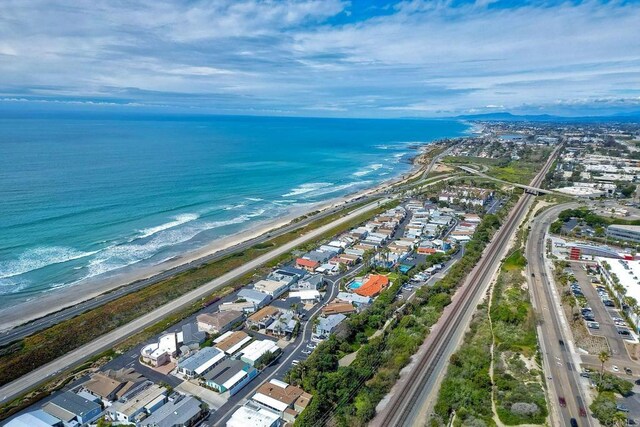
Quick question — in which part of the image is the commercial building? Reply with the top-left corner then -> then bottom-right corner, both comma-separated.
42,391 -> 102,426
197,310 -> 244,334
177,347 -> 226,379
202,359 -> 258,396
239,340 -> 281,366
607,224 -> 640,243
598,257 -> 640,331
140,395 -> 203,427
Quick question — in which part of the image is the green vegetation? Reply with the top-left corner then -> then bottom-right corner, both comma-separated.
434,221 -> 547,426
291,196 -> 517,427
0,199 -> 397,421
589,392 -> 628,426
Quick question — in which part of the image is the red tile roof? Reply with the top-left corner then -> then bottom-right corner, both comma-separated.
355,274 -> 389,297
296,258 -> 319,268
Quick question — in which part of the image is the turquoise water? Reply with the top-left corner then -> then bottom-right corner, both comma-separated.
348,280 -> 363,290
0,115 -> 467,308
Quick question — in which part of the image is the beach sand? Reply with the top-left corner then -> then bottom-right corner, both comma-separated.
0,145 -> 433,331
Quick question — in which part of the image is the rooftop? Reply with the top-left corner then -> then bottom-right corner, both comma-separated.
139,396 -> 201,427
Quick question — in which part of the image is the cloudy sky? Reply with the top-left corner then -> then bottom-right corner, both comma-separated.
1,0 -> 639,117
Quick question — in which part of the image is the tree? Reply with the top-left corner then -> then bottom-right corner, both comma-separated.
599,351 -> 611,380
590,391 -> 621,426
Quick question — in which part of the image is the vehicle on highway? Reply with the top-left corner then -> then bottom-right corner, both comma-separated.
531,272 -> 535,277
579,406 -> 587,417
570,418 -> 578,427
613,365 -> 620,372
559,396 -> 567,407
559,339 -> 565,347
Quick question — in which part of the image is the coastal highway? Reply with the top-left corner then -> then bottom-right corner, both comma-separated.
527,202 -> 594,426
0,196 -> 397,405
371,147 -> 559,427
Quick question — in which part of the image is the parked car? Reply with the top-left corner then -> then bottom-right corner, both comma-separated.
617,404 -> 630,412
587,322 -> 600,329
613,365 -> 620,372
292,360 -> 300,366
625,367 -> 633,375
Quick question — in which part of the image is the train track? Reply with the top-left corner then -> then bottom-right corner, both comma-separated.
373,149 -> 557,427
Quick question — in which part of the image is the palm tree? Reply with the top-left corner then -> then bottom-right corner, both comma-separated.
598,350 -> 611,380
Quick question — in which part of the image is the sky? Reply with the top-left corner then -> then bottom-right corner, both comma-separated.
1,0 -> 639,118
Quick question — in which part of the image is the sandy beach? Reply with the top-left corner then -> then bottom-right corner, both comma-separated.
0,145 -> 432,331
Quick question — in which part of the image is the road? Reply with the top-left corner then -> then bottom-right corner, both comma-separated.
370,146 -> 559,427
0,197 -> 392,406
526,202 -> 595,426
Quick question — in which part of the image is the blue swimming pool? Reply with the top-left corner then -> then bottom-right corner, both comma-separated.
348,280 -> 363,290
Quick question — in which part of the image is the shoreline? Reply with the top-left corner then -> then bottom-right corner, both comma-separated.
0,141 -> 435,332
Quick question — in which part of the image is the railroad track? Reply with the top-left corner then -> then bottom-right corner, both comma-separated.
373,149 -> 557,427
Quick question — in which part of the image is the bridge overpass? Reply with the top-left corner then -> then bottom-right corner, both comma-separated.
455,165 -> 560,196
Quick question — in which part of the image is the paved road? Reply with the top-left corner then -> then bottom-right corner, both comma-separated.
527,202 -> 594,427
0,198 -> 391,405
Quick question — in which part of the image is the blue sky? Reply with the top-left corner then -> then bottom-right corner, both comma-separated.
1,0 -> 639,117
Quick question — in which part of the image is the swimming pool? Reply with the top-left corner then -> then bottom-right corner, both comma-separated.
348,280 -> 363,290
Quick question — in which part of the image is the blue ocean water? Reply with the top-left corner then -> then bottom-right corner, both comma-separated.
0,115 -> 468,308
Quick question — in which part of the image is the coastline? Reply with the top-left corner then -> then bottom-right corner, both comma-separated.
0,141 -> 434,332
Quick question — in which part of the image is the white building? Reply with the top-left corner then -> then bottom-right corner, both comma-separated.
253,279 -> 291,299
239,340 -> 281,366
227,404 -> 280,427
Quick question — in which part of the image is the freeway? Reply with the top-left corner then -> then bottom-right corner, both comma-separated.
0,197 -> 391,406
371,147 -> 559,427
527,203 -> 594,426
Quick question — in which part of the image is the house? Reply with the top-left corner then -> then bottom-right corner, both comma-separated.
251,379 -> 312,423
214,331 -> 252,356
226,403 -> 280,427
289,290 -> 321,304
177,347 -> 226,379
267,269 -> 300,286
290,274 -> 324,291
304,250 -> 336,264
81,368 -> 144,406
5,410 -> 63,427
315,314 -> 346,337
202,359 -> 258,396
253,279 -> 291,299
197,310 -> 244,335
140,396 -> 204,427
239,340 -> 281,366
42,391 -> 102,426
270,296 -> 303,315
335,292 -> 372,307
354,274 -> 389,298
140,332 -> 178,367
180,322 -> 206,347
265,312 -> 297,337
296,258 -> 319,273
107,384 -> 167,424
246,306 -> 280,330
321,302 -> 356,316
238,288 -> 272,308
219,301 -> 258,314
275,266 -> 307,279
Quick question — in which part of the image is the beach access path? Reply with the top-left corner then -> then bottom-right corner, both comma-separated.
0,196 -> 393,405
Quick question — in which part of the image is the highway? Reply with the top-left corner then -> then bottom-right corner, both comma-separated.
527,202 -> 594,426
0,197 -> 392,405
370,147 -> 559,427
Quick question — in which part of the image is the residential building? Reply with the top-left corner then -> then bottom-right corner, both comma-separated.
322,302 -> 356,316
354,274 -> 389,298
42,391 -> 102,426
140,395 -> 203,427
140,333 -> 178,367
202,359 -> 258,396
219,301 -> 257,314
5,410 -> 63,427
335,292 -> 371,307
290,274 -> 324,291
180,322 -> 206,347
239,340 -> 281,366
270,296 -> 303,315
315,314 -> 346,337
197,310 -> 244,334
288,290 -> 321,304
295,258 -> 319,273
265,312 -> 297,338
214,331 -> 252,356
251,379 -> 312,423
81,369 -> 144,405
246,306 -> 280,330
108,384 -> 167,424
177,347 -> 226,379
226,403 -> 280,427
237,289 -> 272,309
253,279 -> 291,299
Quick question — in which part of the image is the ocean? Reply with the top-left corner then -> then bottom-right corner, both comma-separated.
0,115 -> 468,309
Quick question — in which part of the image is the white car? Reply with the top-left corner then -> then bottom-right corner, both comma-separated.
612,365 -> 620,372
302,349 -> 312,355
